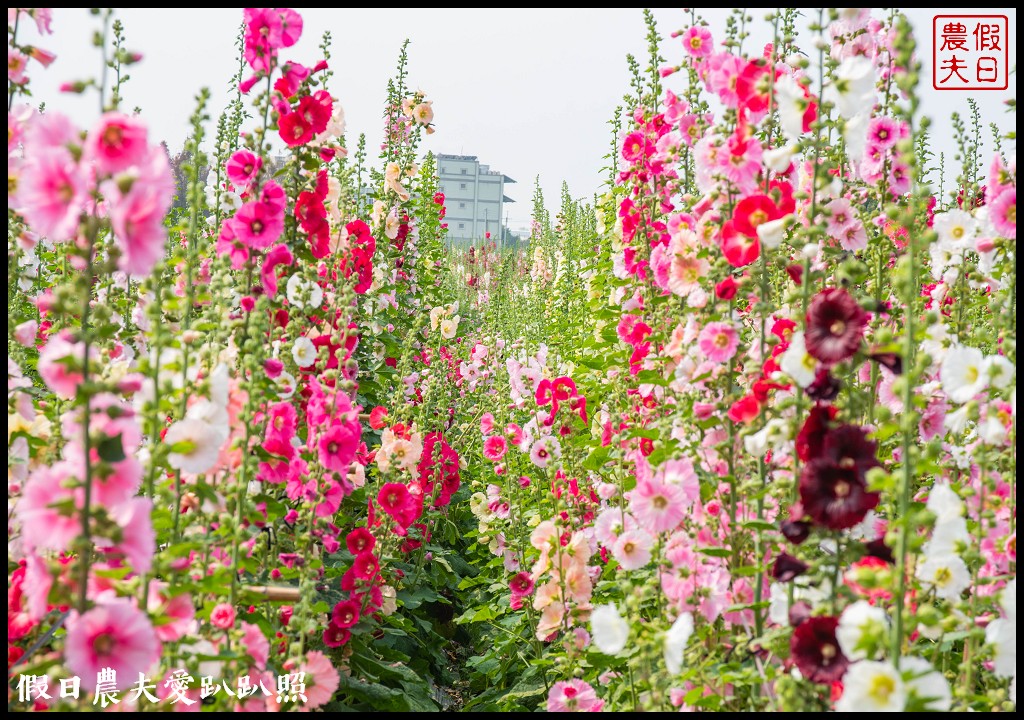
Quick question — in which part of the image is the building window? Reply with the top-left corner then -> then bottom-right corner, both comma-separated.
460,183 -> 467,190
458,223 -> 465,229
459,202 -> 466,209
461,168 -> 467,175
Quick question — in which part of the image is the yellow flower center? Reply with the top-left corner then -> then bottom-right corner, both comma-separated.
868,673 -> 897,704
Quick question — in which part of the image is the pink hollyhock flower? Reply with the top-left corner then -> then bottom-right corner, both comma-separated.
16,460 -> 80,553
318,420 -> 360,474
529,438 -> 558,468
483,435 -> 508,462
8,48 -> 28,83
377,482 -> 419,528
594,508 -> 638,546
630,474 -> 689,534
225,149 -> 263,192
86,112 -> 148,175
506,422 -> 525,446
680,26 -> 714,58
275,60 -> 311,98
210,602 -> 236,629
266,401 -> 297,442
37,330 -> 89,399
104,496 -> 155,573
13,319 -> 37,346
17,147 -> 87,240
148,586 -> 195,643
698,321 -> 739,363
989,188 -> 1016,239
480,412 -> 495,435
260,243 -> 293,297
346,527 -> 375,555
315,478 -> 345,518
241,620 -> 270,669
232,199 -> 284,250
547,679 -> 604,712
612,528 -> 654,570
64,599 -> 161,690
300,650 -> 340,710
260,179 -> 287,213
107,178 -> 170,276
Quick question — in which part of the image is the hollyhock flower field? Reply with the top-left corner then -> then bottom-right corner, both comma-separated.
7,6 -> 1016,713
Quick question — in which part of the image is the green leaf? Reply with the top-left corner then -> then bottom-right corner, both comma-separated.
96,433 -> 126,463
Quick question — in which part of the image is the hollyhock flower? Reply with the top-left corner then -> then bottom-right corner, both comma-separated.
591,603 -> 629,655
17,460 -> 80,553
107,179 -> 171,277
547,679 -> 604,712
266,401 -> 297,442
17,146 -> 87,240
594,508 -> 638,546
510,572 -> 535,597
804,288 -> 868,363
64,599 -> 161,690
165,417 -> 227,474
680,25 -> 713,57
300,650 -> 340,710
232,199 -> 284,250
225,149 -> 263,192
86,112 -> 148,174
663,612 -> 694,675
939,345 -> 987,403
377,482 -> 418,528
933,209 -> 976,250
529,437 -> 559,468
984,578 -> 1016,679
483,435 -> 508,462
827,56 -> 875,119
790,615 -> 848,684
915,553 -> 970,600
774,74 -> 818,141
836,600 -> 888,661
982,354 -> 1015,389
821,424 -> 879,476
799,459 -> 879,530
989,187 -> 1016,239
148,587 -> 195,643
721,220 -> 760,267
612,528 -> 654,570
772,552 -> 809,582
347,527 -> 375,555
37,330 -> 89,399
260,243 -> 293,297
902,656 -> 952,712
322,622 -> 351,648
727,394 -> 761,424
698,321 -> 739,363
210,603 -> 236,629
286,273 -> 324,311
318,421 -> 360,474
332,598 -> 360,628
292,336 -> 317,368
631,473 -> 689,533
369,406 -> 389,430
105,497 -> 156,574
733,194 -> 780,239
836,661 -> 905,712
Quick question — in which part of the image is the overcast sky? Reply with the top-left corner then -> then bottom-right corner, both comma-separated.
24,8 -> 1016,231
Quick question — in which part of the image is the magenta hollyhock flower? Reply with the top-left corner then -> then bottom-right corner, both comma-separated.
680,25 -> 714,58
804,288 -> 869,364
16,460 -> 80,553
64,599 -> 161,690
698,321 -> 739,363
300,650 -> 340,710
331,598 -> 361,628
630,474 -> 688,534
210,602 -> 236,629
790,616 -> 848,684
225,149 -> 263,192
377,482 -> 419,528
483,435 -> 508,462
323,622 -> 351,648
16,147 -> 87,240
260,243 -> 293,297
509,571 -> 535,597
547,679 -> 604,712
107,180 -> 170,276
231,199 -> 284,250
317,419 -> 360,474
260,179 -> 287,213
86,112 -> 149,175
799,458 -> 880,530
279,109 -> 314,147
346,527 -> 375,555
351,551 -> 380,580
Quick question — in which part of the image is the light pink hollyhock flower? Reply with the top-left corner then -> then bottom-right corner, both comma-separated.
594,508 -> 638,547
23,552 -> 54,621
13,319 -> 37,347
104,497 -> 155,574
17,147 -> 87,240
480,412 -> 495,435
680,26 -> 714,58
8,48 -> 28,83
148,586 -> 195,643
300,649 -> 340,710
529,437 -> 558,468
86,112 -> 149,175
225,149 -> 263,192
17,460 -> 80,553
64,599 -> 161,690
483,435 -> 508,462
989,188 -> 1016,239
613,528 -> 654,570
698,322 -> 739,363
631,473 -> 689,534
210,602 -> 236,629
657,459 -> 701,506
241,621 -> 270,669
547,679 -> 604,712
105,158 -> 174,276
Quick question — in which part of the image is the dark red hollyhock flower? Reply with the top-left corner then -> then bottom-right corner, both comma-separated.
799,459 -> 880,530
331,598 -> 361,628
804,288 -> 869,364
821,424 -> 879,476
790,616 -> 849,684
715,276 -> 739,300
806,368 -> 840,403
795,405 -> 835,462
772,552 -> 809,582
867,351 -> 903,375
786,264 -> 804,285
322,623 -> 351,648
781,518 -> 812,545
864,537 -> 895,564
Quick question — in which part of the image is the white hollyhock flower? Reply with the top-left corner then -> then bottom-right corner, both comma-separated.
943,404 -> 971,435
292,336 -> 317,368
663,612 -> 694,675
986,578 -> 1017,680
925,516 -> 970,556
983,354 -> 1015,390
827,56 -> 876,119
978,415 -> 1008,445
836,661 -> 906,712
902,656 -> 952,712
775,74 -> 811,142
780,331 -> 818,388
165,417 -> 226,474
286,274 -> 323,310
926,483 -> 963,523
768,583 -> 790,626
933,209 -> 977,251
440,316 -> 459,340
763,144 -> 796,173
940,346 -> 988,403
837,600 -> 889,661
915,553 -> 971,600
591,603 -> 629,655
756,217 -> 788,249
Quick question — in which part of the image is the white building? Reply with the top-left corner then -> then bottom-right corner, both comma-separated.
436,154 -> 515,242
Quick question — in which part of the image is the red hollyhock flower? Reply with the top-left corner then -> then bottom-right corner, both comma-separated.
279,110 -> 313,147
721,220 -> 760,267
417,432 -> 461,507
376,483 -> 419,528
736,59 -> 777,114
322,623 -> 351,648
331,598 -> 361,628
368,406 -> 389,430
790,616 -> 848,684
351,551 -> 379,580
715,276 -> 739,300
799,459 -> 880,530
733,194 -> 780,239
346,527 -> 375,555
727,394 -> 761,424
804,288 -> 869,364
